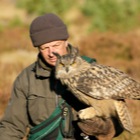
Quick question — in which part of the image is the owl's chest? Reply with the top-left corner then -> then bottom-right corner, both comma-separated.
62,77 -> 78,91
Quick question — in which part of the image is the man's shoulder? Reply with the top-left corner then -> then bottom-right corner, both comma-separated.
25,61 -> 37,72
16,61 -> 37,81
21,61 -> 36,74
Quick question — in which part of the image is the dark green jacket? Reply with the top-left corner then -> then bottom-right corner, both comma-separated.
0,52 -> 91,140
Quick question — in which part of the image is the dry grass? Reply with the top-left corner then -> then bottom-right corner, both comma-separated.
0,27 -> 37,118
79,31 -> 140,80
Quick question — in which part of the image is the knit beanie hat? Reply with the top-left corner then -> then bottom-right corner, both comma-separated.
30,13 -> 69,47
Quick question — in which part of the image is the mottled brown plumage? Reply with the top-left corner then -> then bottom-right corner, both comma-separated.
53,46 -> 140,133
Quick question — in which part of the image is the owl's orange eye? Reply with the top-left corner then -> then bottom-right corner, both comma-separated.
71,62 -> 76,66
60,63 -> 64,67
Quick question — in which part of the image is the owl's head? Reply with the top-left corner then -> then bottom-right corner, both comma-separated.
53,46 -> 88,79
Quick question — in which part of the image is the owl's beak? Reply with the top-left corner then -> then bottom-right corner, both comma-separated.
66,67 -> 69,72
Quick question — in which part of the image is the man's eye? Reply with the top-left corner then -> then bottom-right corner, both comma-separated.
53,45 -> 60,48
40,47 -> 48,50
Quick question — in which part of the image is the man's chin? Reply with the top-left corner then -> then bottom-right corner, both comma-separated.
48,61 -> 56,66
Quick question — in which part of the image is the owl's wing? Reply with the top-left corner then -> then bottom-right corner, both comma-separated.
76,63 -> 140,100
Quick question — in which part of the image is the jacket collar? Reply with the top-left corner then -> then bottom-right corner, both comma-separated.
35,53 -> 54,78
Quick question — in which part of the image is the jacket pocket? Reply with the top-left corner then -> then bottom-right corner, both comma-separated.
27,91 -> 56,125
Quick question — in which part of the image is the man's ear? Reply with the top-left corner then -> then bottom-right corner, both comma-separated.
65,40 -> 68,47
65,40 -> 68,52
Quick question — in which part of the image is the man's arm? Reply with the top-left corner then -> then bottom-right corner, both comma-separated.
0,75 -> 29,140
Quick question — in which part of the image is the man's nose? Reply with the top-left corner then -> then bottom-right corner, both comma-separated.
48,47 -> 54,56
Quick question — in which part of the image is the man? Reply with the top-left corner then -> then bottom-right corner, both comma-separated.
0,13 -> 123,140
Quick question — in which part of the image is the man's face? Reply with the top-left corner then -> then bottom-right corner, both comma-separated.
39,40 -> 68,66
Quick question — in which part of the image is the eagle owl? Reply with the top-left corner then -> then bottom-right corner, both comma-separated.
53,46 -> 140,133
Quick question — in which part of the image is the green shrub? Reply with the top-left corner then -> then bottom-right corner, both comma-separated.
16,0 -> 140,32
17,0 -> 75,15
80,0 -> 140,31
9,16 -> 23,27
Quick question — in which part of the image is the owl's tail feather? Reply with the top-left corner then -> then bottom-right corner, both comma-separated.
114,100 -> 134,133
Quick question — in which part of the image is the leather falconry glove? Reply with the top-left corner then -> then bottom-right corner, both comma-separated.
78,117 -> 124,140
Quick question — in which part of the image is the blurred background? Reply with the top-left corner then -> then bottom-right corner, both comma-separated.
0,0 -> 140,139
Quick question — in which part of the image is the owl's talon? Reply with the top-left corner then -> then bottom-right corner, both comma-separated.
78,107 -> 97,120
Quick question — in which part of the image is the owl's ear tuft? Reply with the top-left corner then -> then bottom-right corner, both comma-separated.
52,52 -> 61,59
70,47 -> 79,57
